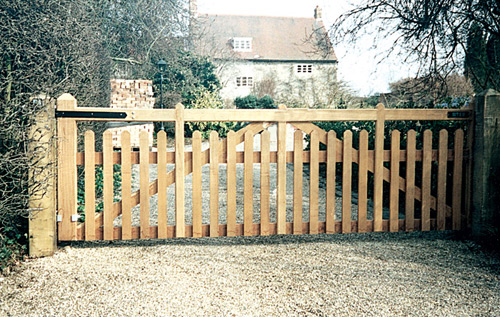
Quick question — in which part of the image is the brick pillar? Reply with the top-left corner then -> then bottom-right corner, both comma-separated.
472,89 -> 500,239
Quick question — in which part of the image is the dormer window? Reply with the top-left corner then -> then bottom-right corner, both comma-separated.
297,64 -> 313,73
232,37 -> 252,52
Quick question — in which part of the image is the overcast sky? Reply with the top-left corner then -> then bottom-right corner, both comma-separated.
196,0 -> 417,96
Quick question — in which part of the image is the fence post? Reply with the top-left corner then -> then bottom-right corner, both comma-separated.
472,89 -> 500,239
28,95 -> 57,256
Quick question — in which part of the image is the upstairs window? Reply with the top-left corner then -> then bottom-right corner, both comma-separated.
236,76 -> 253,87
232,37 -> 252,52
297,64 -> 313,73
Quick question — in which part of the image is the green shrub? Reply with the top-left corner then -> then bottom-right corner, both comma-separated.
185,87 -> 243,139
234,94 -> 276,109
77,164 -> 122,222
259,95 -> 276,109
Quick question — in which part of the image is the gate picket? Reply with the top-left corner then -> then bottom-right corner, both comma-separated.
157,131 -> 168,239
452,129 -> 464,230
309,131 -> 319,234
437,130 -> 448,230
358,130 -> 368,233
103,130 -> 114,240
139,131 -> 150,239
325,131 -> 336,233
84,131 -> 95,241
260,130 -> 271,236
244,131 -> 254,236
405,130 -> 416,231
422,130 -> 432,231
209,131 -> 219,237
226,131 -> 237,237
121,131 -> 132,240
342,130 -> 352,233
390,130 -> 400,232
293,130 -> 303,235
192,131 -> 202,238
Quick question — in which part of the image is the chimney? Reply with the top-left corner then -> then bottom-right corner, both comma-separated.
314,5 -> 322,21
189,0 -> 198,18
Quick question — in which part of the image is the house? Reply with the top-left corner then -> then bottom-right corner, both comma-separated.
193,6 -> 338,107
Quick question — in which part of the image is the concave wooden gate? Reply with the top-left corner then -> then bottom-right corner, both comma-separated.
56,94 -> 473,241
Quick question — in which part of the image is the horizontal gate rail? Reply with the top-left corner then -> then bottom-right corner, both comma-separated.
57,106 -> 472,122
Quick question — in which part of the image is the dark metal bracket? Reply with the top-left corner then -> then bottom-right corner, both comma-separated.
55,110 -> 127,119
447,111 -> 471,119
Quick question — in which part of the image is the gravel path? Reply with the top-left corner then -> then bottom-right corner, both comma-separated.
1,232 -> 499,316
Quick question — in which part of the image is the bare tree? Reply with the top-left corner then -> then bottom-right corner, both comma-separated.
329,0 -> 500,93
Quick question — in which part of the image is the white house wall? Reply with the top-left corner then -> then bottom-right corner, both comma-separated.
216,60 -> 337,107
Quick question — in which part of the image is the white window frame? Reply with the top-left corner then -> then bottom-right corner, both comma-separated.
232,37 -> 252,52
236,76 -> 253,87
297,64 -> 313,73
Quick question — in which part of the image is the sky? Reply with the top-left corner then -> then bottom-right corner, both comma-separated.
196,0 -> 417,96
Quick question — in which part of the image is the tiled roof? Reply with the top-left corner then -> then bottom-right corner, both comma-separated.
195,14 -> 337,62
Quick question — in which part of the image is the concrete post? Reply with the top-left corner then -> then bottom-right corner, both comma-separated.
28,96 -> 57,257
472,89 -> 500,239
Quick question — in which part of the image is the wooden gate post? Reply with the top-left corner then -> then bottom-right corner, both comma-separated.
28,95 -> 57,257
57,93 -> 78,241
472,89 -> 500,239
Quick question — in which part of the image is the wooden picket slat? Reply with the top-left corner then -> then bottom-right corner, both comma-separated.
390,130 -> 400,232
84,131 -> 95,241
139,131 -> 150,239
175,104 -> 185,238
192,131 -> 202,238
309,131 -> 319,234
121,131 -> 132,240
103,130 -> 114,240
342,130 -> 352,233
437,129 -> 448,230
405,130 -> 416,231
421,130 -> 432,231
326,130 -> 336,233
260,130 -> 271,236
226,131 -> 237,237
293,130 -> 303,234
277,122 -> 287,234
244,131 -> 254,236
209,131 -> 219,237
358,130 -> 368,233
157,131 -> 168,239
452,129 -> 464,230
373,104 -> 385,231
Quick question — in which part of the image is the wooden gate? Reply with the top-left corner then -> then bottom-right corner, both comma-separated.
56,94 -> 473,241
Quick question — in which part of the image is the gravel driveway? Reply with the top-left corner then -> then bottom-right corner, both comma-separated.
1,232 -> 499,316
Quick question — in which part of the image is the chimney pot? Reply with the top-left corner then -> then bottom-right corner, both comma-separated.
314,5 -> 323,20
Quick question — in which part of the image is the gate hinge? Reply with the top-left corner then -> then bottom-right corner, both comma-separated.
56,110 -> 127,119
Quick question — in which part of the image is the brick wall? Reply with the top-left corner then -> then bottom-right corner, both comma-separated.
108,79 -> 155,148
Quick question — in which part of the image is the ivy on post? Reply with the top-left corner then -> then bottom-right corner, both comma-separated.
28,95 -> 56,257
